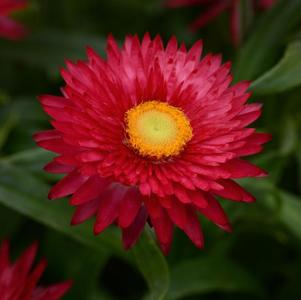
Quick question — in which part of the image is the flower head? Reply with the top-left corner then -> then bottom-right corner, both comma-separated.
167,0 -> 276,47
0,240 -> 72,299
0,0 -> 28,40
34,34 -> 270,254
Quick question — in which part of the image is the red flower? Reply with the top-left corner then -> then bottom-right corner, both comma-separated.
0,240 -> 72,299
167,0 -> 276,47
0,0 -> 27,40
34,34 -> 270,254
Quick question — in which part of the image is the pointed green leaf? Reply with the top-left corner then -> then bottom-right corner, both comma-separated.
234,0 -> 301,81
132,229 -> 169,300
251,41 -> 301,94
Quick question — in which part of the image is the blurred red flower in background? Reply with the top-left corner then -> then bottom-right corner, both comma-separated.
34,34 -> 270,254
0,0 -> 27,40
0,240 -> 72,300
167,0 -> 275,47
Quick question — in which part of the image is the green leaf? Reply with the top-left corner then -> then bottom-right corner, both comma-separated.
132,229 -> 170,300
3,148 -> 55,175
251,41 -> 301,94
234,0 -> 301,81
0,30 -> 105,77
165,256 -> 263,300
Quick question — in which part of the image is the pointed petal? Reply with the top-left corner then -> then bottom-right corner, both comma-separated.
215,179 -> 255,202
223,159 -> 267,178
167,200 -> 204,248
122,206 -> 148,249
94,186 -> 126,234
148,203 -> 174,255
71,198 -> 100,225
32,280 -> 72,300
14,242 -> 38,276
70,176 -> 110,205
197,193 -> 232,232
48,171 -> 87,200
118,188 -> 142,228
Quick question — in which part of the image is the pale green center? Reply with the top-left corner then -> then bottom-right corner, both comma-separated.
136,109 -> 178,145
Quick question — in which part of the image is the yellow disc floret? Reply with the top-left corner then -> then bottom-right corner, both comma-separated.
125,101 -> 193,159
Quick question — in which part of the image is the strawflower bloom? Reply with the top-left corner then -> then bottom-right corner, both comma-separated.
167,0 -> 276,47
0,240 -> 72,299
34,34 -> 270,254
0,0 -> 27,40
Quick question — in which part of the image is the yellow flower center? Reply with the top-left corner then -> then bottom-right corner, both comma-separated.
125,101 -> 193,159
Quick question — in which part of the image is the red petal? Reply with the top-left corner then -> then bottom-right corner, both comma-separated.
144,196 -> 163,219
122,206 -> 148,249
188,190 -> 208,208
33,130 -> 61,142
215,179 -> 255,202
118,188 -> 142,228
183,208 -> 204,248
222,159 -> 267,178
167,200 -> 204,248
174,185 -> 191,204
166,199 -> 186,226
36,138 -> 73,154
48,171 -> 87,200
44,161 -> 74,174
14,242 -> 38,276
247,132 -> 272,144
197,193 -> 232,232
32,280 -> 72,300
38,95 -> 70,108
20,259 -> 47,300
237,105 -> 262,127
94,186 -> 126,234
0,240 -> 10,270
148,205 -> 174,255
70,176 -> 110,205
71,198 -> 100,225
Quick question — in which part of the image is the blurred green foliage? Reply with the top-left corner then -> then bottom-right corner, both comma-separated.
1,0 -> 301,299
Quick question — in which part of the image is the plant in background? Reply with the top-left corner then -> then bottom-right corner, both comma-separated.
0,240 -> 72,299
167,0 -> 275,47
0,0 -> 28,40
34,34 -> 270,254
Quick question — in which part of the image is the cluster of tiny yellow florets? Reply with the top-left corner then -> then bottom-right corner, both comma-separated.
125,101 -> 193,159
